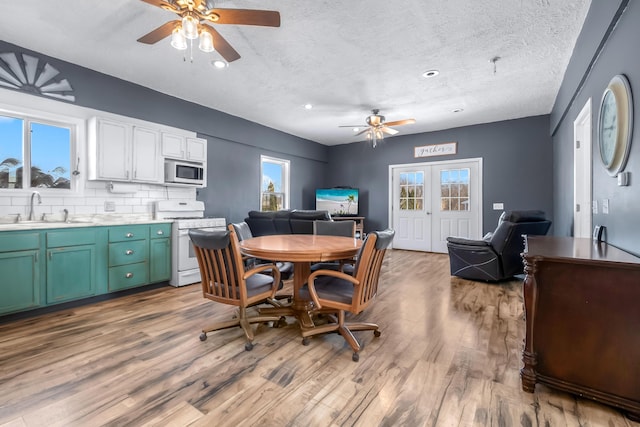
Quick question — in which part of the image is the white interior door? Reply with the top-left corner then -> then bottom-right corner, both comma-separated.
430,160 -> 481,253
390,158 -> 482,253
574,99 -> 592,238
392,167 -> 432,251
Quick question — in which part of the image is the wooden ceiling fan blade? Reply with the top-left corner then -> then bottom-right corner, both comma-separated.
209,9 -> 281,27
140,0 -> 179,12
137,20 -> 180,44
338,125 -> 366,128
201,24 -> 241,62
381,126 -> 399,135
384,118 -> 416,127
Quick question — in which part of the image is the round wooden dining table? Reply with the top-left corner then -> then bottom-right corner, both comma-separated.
239,234 -> 362,329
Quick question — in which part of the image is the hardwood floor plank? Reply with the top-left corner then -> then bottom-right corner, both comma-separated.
0,250 -> 638,426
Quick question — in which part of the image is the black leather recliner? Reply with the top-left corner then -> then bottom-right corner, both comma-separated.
446,210 -> 551,281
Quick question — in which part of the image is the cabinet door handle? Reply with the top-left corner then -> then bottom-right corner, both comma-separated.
126,233 -> 134,238
125,272 -> 134,278
49,251 -> 52,261
125,249 -> 134,255
156,230 -> 164,235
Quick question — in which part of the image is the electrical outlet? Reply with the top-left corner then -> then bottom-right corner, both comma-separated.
104,201 -> 116,212
492,202 -> 504,210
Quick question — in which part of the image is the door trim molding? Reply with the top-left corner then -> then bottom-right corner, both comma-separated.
388,157 -> 483,250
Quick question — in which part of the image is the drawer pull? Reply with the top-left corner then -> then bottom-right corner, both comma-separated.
126,233 -> 134,238
125,249 -> 134,255
156,230 -> 164,235
125,272 -> 134,278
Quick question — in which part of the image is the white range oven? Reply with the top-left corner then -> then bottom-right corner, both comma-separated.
155,200 -> 226,287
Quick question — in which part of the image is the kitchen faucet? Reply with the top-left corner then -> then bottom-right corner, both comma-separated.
28,191 -> 42,221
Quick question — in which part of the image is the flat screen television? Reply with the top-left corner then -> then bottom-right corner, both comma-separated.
315,187 -> 359,217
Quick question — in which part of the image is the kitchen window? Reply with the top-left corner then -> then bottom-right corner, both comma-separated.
260,155 -> 289,211
0,113 -> 75,190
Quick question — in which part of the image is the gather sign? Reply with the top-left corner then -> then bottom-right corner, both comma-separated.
414,142 -> 457,158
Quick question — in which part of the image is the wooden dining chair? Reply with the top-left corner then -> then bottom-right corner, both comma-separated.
189,228 -> 282,351
229,222 -> 293,305
299,228 -> 395,361
311,220 -> 357,273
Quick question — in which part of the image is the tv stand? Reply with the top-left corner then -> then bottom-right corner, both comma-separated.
332,216 -> 364,239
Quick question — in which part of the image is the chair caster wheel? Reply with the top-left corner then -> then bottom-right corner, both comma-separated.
245,342 -> 254,351
199,333 -> 207,341
302,337 -> 310,346
374,330 -> 381,337
352,352 -> 360,362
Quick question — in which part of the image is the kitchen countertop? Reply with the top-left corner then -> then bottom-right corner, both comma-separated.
0,216 -> 173,232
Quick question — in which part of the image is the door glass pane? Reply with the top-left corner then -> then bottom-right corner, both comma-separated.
0,116 -> 24,189
398,171 -> 424,211
440,168 -> 470,211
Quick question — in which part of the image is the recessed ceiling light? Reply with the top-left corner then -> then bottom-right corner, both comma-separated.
452,108 -> 464,113
304,103 -> 313,110
422,69 -> 439,78
212,59 -> 228,69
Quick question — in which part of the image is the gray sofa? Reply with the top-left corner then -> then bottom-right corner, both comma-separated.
244,209 -> 331,236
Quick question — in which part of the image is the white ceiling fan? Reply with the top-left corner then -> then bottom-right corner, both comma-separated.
340,109 -> 415,147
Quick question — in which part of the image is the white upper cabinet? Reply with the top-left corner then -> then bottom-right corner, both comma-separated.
131,127 -> 162,183
162,133 -> 207,163
88,117 -> 162,183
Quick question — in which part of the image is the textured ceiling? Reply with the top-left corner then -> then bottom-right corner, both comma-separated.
0,0 -> 591,145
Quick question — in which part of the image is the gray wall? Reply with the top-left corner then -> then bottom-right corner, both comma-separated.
550,0 -> 640,255
0,41 -> 328,223
2,31 -> 581,240
327,115 -> 554,234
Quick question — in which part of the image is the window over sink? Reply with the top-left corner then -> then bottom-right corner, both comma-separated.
0,113 -> 74,190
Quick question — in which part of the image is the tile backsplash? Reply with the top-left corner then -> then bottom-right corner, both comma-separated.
0,181 -> 196,222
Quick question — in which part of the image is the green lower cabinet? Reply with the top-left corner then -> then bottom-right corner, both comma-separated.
108,262 -> 149,291
149,237 -> 171,283
47,245 -> 96,304
0,250 -> 40,314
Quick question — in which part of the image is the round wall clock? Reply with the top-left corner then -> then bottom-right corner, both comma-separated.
598,74 -> 633,176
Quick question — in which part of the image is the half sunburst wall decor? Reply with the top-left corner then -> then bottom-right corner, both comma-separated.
0,52 -> 75,102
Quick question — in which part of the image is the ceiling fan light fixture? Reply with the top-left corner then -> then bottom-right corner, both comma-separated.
198,30 -> 215,52
182,14 -> 199,40
170,27 -> 188,50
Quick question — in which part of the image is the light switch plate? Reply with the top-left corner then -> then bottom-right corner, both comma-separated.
602,199 -> 609,214
592,200 -> 598,214
493,202 -> 504,210
104,201 -> 116,212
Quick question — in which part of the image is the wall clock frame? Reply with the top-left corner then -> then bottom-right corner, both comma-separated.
597,74 -> 633,176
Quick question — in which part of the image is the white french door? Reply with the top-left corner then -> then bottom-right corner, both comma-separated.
389,158 -> 482,253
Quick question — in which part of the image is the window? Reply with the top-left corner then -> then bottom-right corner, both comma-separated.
399,171 -> 424,210
260,155 -> 289,211
440,168 -> 470,211
0,114 -> 73,190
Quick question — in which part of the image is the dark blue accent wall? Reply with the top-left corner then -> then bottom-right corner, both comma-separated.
0,41 -> 328,223
327,116 -> 554,234
550,0 -> 640,255
0,41 -> 555,235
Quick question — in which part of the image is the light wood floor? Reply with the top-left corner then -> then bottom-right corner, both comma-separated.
1,250 -> 638,427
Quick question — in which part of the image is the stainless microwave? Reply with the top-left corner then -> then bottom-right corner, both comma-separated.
164,160 -> 205,185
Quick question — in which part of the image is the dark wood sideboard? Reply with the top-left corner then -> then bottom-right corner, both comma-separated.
521,236 -> 640,421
